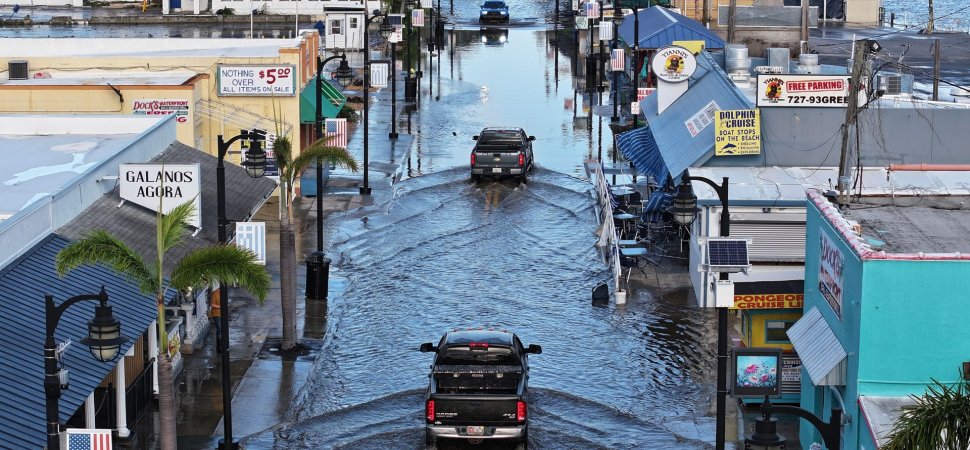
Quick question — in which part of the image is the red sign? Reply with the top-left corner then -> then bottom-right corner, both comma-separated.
732,293 -> 804,310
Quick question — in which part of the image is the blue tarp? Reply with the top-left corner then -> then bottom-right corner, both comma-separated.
0,235 -> 158,450
617,6 -> 725,50
616,126 -> 668,184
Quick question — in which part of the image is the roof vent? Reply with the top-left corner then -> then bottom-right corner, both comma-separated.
878,74 -> 902,95
798,53 -> 819,74
766,48 -> 790,74
8,60 -> 28,80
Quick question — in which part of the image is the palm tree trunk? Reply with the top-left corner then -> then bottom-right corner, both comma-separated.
280,183 -> 298,350
157,352 -> 177,450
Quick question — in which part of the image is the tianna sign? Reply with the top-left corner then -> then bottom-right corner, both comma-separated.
732,293 -> 804,310
651,45 -> 697,83
119,164 -> 202,228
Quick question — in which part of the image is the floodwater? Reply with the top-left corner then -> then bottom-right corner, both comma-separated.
245,23 -> 719,450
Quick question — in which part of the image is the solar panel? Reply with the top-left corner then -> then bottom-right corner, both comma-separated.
707,239 -> 749,268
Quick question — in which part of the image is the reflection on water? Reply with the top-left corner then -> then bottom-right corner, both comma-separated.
247,168 -> 718,449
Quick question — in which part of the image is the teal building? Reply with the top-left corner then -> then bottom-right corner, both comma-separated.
793,190 -> 970,449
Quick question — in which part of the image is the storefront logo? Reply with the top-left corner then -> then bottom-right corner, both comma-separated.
651,45 -> 697,83
819,230 -> 845,319
732,293 -> 804,310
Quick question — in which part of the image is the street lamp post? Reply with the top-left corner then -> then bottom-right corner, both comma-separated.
745,395 -> 843,450
215,130 -> 267,450
611,2 -> 622,122
405,0 -> 417,103
390,38 -> 399,139
669,172 -> 730,450
360,12 -> 394,195
45,287 -> 127,450
316,54 -> 354,247
632,3 -> 640,128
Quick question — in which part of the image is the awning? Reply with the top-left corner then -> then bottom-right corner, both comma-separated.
299,78 -> 347,124
616,126 -> 668,184
859,395 -> 917,448
0,235 -> 159,450
787,306 -> 847,386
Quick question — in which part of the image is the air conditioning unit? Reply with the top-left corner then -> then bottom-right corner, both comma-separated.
879,74 -> 902,95
8,60 -> 28,80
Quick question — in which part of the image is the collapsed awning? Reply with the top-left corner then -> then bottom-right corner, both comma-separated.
299,78 -> 347,124
859,395 -> 917,448
616,126 -> 668,184
787,306 -> 847,386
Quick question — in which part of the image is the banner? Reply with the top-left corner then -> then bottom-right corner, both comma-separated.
420,0 -> 432,7
235,222 -> 267,265
598,21 -> 613,41
218,65 -> 296,96
326,118 -> 348,148
584,1 -> 599,18
715,109 -> 761,155
756,74 -> 854,107
412,9 -> 425,27
637,87 -> 655,101
575,15 -> 588,30
66,428 -> 112,450
370,63 -> 389,88
611,49 -> 625,72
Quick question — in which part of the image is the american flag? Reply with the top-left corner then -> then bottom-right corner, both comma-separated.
611,49 -> 625,71
585,1 -> 599,19
66,429 -> 112,450
370,63 -> 388,88
412,9 -> 424,27
325,118 -> 348,148
598,21 -> 612,41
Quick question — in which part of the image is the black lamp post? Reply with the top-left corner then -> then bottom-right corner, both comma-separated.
632,2 -> 640,128
215,130 -> 267,450
745,396 -> 843,450
404,0 -> 417,103
315,54 -> 354,250
45,287 -> 127,450
359,12 -> 393,196
669,172 -> 730,450
389,36 -> 399,139
611,2 -> 622,122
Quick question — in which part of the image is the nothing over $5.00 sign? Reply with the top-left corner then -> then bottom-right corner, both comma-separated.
218,65 -> 297,96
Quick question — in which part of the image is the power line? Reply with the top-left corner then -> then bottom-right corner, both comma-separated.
811,3 -> 970,50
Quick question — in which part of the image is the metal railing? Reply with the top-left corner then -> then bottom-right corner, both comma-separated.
590,160 -> 622,297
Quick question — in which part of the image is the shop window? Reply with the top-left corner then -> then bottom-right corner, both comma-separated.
330,19 -> 343,35
765,320 -> 795,343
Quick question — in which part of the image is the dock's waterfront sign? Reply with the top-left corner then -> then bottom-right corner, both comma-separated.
119,164 -> 202,228
218,65 -> 297,96
757,74 -> 854,108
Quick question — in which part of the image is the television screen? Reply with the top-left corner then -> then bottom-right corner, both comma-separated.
731,348 -> 782,397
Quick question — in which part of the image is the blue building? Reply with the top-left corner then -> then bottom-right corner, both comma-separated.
792,190 -> 970,449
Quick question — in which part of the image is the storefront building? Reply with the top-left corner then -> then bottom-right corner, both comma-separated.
793,190 -> 970,449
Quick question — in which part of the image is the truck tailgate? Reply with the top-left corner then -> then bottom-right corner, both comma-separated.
474,150 -> 521,168
432,394 -> 521,425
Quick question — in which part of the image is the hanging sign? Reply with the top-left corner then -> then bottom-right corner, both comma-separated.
119,164 -> 202,228
637,87 -> 655,100
235,222 -> 267,265
388,29 -> 403,43
370,63 -> 389,88
218,65 -> 297,96
684,100 -> 719,138
575,15 -> 589,30
630,101 -> 640,115
611,48 -> 625,71
756,74 -> 854,107
412,9 -> 425,27
598,21 -> 613,41
420,0 -> 432,8
715,109 -> 761,155
584,1 -> 600,18
818,230 -> 845,319
651,45 -> 696,83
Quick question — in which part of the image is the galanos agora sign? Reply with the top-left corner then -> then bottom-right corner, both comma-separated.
119,164 -> 202,228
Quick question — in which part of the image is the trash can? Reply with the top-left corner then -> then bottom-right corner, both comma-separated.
305,251 -> 331,300
405,74 -> 418,103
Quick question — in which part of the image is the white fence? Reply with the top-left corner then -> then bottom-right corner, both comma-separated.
590,160 -> 621,300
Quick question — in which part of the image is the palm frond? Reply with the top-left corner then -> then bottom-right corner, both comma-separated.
274,135 -> 293,178
170,245 -> 271,303
55,230 -> 158,295
291,140 -> 360,179
158,199 -> 196,254
884,376 -> 970,450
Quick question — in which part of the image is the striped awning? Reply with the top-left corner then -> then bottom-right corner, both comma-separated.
787,306 -> 847,386
616,126 -> 668,185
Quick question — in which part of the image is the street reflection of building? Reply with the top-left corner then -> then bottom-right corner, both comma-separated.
792,190 -> 970,450
0,34 -> 347,194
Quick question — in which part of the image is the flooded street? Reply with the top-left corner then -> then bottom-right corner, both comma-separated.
247,23 -> 719,449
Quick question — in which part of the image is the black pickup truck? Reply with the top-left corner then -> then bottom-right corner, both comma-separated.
470,127 -> 535,183
420,329 -> 542,449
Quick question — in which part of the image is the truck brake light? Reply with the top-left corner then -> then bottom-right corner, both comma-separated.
426,399 -> 435,423
471,151 -> 476,166
518,153 -> 525,166
469,342 -> 488,349
517,401 -> 526,422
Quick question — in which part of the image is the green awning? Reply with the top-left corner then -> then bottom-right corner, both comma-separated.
300,78 -> 347,123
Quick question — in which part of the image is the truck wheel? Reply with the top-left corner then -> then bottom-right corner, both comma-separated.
425,429 -> 436,449
519,175 -> 528,184
471,174 -> 480,184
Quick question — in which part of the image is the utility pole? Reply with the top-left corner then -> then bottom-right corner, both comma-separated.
800,0 -> 809,48
702,0 -> 709,28
932,38 -> 941,101
727,0 -> 737,43
838,41 -> 867,206
927,0 -> 935,34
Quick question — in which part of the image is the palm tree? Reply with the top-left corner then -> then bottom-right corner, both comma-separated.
272,131 -> 358,351
55,200 -> 270,450
883,375 -> 970,450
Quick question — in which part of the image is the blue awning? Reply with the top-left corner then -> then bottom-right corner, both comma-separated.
616,126 -> 668,184
0,235 -> 158,450
617,6 -> 725,50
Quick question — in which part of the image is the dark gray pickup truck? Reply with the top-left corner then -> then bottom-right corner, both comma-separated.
470,127 -> 535,183
420,329 -> 541,449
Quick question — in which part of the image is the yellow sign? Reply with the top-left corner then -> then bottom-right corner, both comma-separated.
733,294 -> 804,310
715,109 -> 761,156
672,40 -> 706,55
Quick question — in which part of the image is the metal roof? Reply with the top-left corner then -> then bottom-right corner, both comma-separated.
641,52 -> 753,180
615,126 -> 667,184
787,306 -> 847,386
617,7 -> 725,50
58,142 -> 278,273
859,395 -> 918,447
0,234 -> 157,450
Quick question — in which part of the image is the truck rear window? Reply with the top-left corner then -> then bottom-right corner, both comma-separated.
483,1 -> 506,8
438,346 -> 518,365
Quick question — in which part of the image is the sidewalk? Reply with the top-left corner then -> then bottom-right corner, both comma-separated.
168,72 -> 416,449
